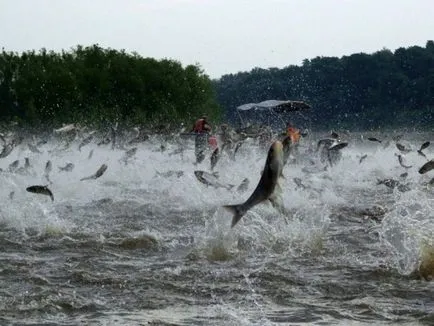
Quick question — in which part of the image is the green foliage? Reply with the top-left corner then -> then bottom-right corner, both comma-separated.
214,41 -> 434,130
0,45 -> 221,128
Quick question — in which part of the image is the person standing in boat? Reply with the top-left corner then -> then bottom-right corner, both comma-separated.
286,121 -> 301,145
283,121 -> 302,163
191,115 -> 212,164
191,115 -> 211,134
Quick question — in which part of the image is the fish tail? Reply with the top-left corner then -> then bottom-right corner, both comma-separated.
223,204 -> 245,228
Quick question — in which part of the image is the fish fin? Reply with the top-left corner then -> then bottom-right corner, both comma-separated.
212,172 -> 219,178
418,150 -> 427,159
269,189 -> 283,206
268,195 -> 285,214
274,181 -> 283,195
223,204 -> 245,228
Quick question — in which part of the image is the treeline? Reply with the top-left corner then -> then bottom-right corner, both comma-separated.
0,44 -> 220,129
213,41 -> 434,131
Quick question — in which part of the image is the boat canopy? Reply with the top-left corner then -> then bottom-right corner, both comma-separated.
236,100 -> 311,130
236,100 -> 311,113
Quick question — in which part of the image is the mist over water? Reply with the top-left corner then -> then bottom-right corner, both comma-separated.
0,130 -> 434,325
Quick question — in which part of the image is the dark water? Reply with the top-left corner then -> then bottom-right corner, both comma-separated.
1,131 -> 434,325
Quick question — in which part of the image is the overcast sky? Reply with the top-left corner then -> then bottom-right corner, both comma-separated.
1,0 -> 433,78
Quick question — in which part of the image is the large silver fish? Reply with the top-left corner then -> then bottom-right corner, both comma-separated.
396,143 -> 411,153
110,123 -> 118,150
210,147 -> 220,171
58,163 -> 75,172
327,141 -> 348,167
156,170 -> 184,178
236,178 -> 250,193
419,160 -> 434,174
53,124 -> 76,134
396,154 -> 412,169
8,160 -> 19,173
0,143 -> 15,158
26,185 -> 54,201
367,137 -> 382,143
328,142 -> 348,151
418,141 -> 430,159
28,143 -> 42,154
231,141 -> 243,161
377,178 -> 410,192
45,160 -> 52,174
120,147 -> 137,165
419,141 -> 430,151
80,164 -> 108,181
44,160 -> 52,183
359,154 -> 368,164
194,170 -> 234,190
78,133 -> 95,151
24,157 -> 31,169
293,177 -> 307,190
223,140 -> 284,228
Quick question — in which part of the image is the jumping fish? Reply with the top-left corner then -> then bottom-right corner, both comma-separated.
80,164 -> 108,181
293,177 -> 307,190
24,157 -> 31,169
28,143 -> 42,154
194,170 -> 234,190
8,160 -> 19,173
396,143 -> 411,154
78,133 -> 95,151
418,141 -> 430,159
58,163 -> 74,172
156,170 -> 184,178
120,147 -> 137,165
236,178 -> 250,193
367,137 -> 382,143
327,141 -> 348,167
0,143 -> 15,158
359,154 -> 368,164
419,160 -> 434,174
210,147 -> 220,171
26,185 -> 54,201
44,160 -> 52,182
223,140 -> 284,228
53,124 -> 76,134
396,154 -> 412,169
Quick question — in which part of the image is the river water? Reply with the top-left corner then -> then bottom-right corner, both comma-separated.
0,130 -> 433,325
